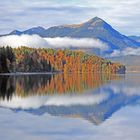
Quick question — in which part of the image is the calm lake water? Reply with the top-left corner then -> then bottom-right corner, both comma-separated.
0,73 -> 140,140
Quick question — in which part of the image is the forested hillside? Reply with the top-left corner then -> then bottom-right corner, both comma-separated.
0,46 -> 125,74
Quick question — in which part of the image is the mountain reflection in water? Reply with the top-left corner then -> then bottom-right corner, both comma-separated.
0,73 -> 140,125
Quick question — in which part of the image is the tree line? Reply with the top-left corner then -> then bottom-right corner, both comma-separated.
0,46 -> 15,73
0,46 -> 125,73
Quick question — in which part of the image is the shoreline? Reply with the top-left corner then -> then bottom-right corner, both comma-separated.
0,72 -> 62,76
0,72 -> 126,76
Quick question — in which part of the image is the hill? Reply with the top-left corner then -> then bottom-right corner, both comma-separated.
0,46 -> 125,74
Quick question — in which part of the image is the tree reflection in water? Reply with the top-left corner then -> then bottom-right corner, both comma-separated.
0,73 -> 121,100
0,76 -> 15,100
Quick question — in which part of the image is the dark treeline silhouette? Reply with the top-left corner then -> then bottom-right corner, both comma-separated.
0,76 -> 15,100
0,46 -> 15,73
0,47 -> 54,73
0,75 -> 52,100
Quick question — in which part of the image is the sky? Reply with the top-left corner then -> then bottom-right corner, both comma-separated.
0,0 -> 140,35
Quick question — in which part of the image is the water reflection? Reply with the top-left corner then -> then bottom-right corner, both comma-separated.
1,73 -> 140,125
0,73 -> 121,98
0,76 -> 15,101
0,73 -> 123,125
1,74 -> 140,140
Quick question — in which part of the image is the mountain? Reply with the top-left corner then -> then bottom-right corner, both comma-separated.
43,17 -> 140,50
129,36 -> 140,42
2,17 -> 140,53
9,26 -> 46,36
24,94 -> 138,125
10,30 -> 22,35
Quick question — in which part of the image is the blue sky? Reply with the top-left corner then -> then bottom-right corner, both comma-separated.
0,0 -> 140,35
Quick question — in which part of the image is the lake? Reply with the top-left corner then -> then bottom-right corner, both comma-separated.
0,73 -> 140,140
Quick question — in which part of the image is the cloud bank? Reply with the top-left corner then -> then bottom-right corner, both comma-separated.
0,94 -> 108,109
0,35 -> 48,48
44,37 -> 108,50
110,47 -> 140,57
1,34 -> 140,57
0,35 -> 108,50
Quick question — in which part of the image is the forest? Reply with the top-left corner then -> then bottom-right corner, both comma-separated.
0,46 -> 125,74
0,46 -> 15,73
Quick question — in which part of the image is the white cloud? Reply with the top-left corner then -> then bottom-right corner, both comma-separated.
0,34 -> 48,48
0,35 -> 108,50
122,47 -> 140,56
45,93 -> 108,106
1,34 -> 140,57
110,47 -> 140,57
44,37 -> 108,50
110,85 -> 140,96
110,50 -> 121,57
0,93 -> 108,109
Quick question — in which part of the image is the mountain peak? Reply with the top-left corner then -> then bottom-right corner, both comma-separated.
87,17 -> 105,23
89,17 -> 103,22
82,17 -> 108,29
10,30 -> 21,35
22,26 -> 46,35
27,26 -> 46,31
63,17 -> 105,29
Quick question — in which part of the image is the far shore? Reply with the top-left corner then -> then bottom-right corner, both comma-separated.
0,72 -> 127,76
0,72 -> 62,76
